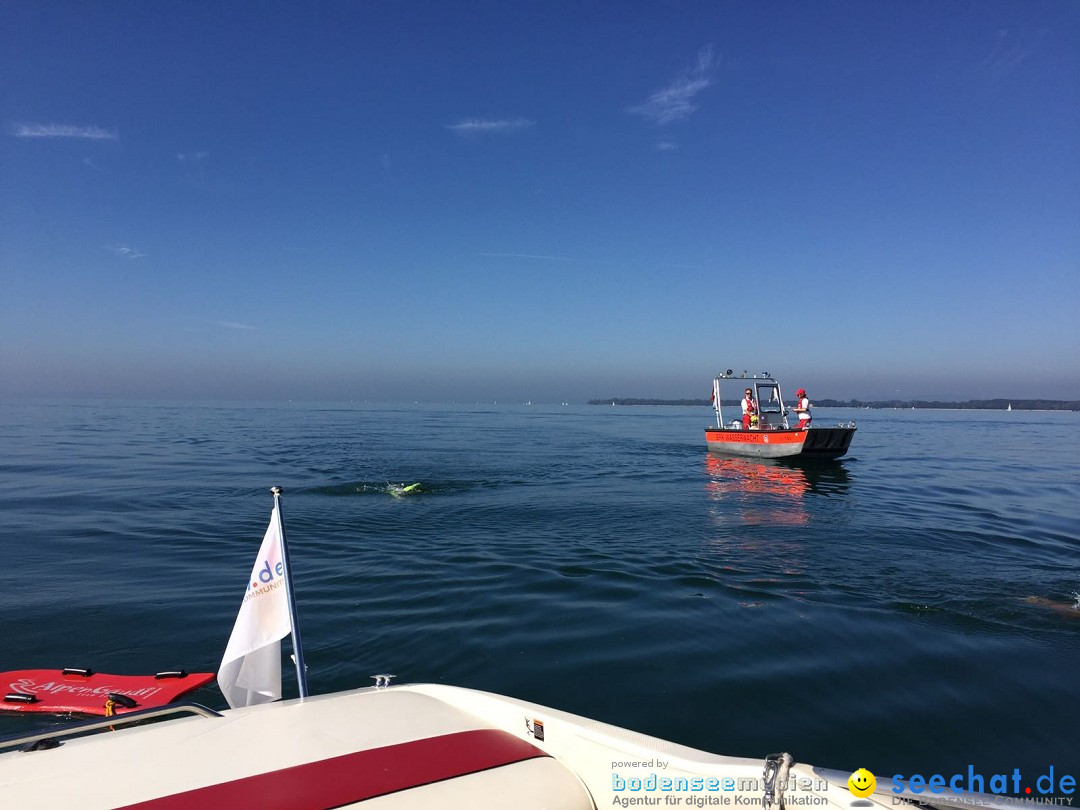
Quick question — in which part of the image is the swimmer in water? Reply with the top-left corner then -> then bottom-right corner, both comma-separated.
1023,595 -> 1080,620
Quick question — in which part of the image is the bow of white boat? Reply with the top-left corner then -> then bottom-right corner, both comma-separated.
1,681 -> 998,809
0,685 -> 592,809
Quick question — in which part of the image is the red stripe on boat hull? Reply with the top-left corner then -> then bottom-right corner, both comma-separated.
704,429 -> 805,445
705,428 -> 807,458
117,728 -> 546,809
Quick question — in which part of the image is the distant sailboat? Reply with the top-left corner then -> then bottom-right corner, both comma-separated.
1007,404 -> 1012,411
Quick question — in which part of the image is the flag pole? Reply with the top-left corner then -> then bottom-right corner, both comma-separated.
271,486 -> 309,699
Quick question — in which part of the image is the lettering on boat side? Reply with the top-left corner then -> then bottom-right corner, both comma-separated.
706,432 -> 801,444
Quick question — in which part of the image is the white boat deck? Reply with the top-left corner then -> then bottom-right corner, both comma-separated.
1,687 -> 593,809
1,682 -> 981,809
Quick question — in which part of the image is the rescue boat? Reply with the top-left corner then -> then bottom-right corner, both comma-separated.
705,371 -> 856,460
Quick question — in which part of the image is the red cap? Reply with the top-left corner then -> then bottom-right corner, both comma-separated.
796,388 -> 806,396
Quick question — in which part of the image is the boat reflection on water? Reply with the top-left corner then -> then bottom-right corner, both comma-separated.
703,454 -> 851,527
705,454 -> 810,526
703,456 -> 851,602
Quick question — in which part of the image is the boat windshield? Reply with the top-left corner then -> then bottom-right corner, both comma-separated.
756,383 -> 783,413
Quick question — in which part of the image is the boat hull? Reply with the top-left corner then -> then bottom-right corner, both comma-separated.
704,428 -> 807,458
798,426 -> 856,459
705,426 -> 855,460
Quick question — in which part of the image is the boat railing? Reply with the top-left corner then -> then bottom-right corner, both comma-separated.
0,702 -> 222,753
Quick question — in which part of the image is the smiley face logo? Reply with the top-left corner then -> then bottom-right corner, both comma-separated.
848,768 -> 876,798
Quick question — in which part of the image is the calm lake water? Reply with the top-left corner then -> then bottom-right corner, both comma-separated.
1,400 -> 1078,785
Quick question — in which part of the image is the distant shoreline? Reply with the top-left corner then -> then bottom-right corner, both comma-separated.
588,398 -> 1080,411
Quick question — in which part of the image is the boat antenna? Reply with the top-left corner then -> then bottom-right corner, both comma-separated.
271,486 -> 310,699
713,377 -> 723,428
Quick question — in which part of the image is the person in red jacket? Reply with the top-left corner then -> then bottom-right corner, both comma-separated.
792,388 -> 812,429
741,388 -> 757,430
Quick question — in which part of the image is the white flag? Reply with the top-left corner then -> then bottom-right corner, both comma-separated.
217,505 -> 292,708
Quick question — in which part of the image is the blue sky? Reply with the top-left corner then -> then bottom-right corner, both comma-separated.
2,1 -> 1077,403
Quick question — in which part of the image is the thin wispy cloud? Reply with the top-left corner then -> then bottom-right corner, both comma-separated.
106,243 -> 146,259
446,118 -> 535,135
978,28 -> 1041,81
481,252 -> 579,262
186,317 -> 259,333
12,123 -> 118,140
627,46 -> 717,125
656,141 -> 679,151
176,151 -> 228,192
